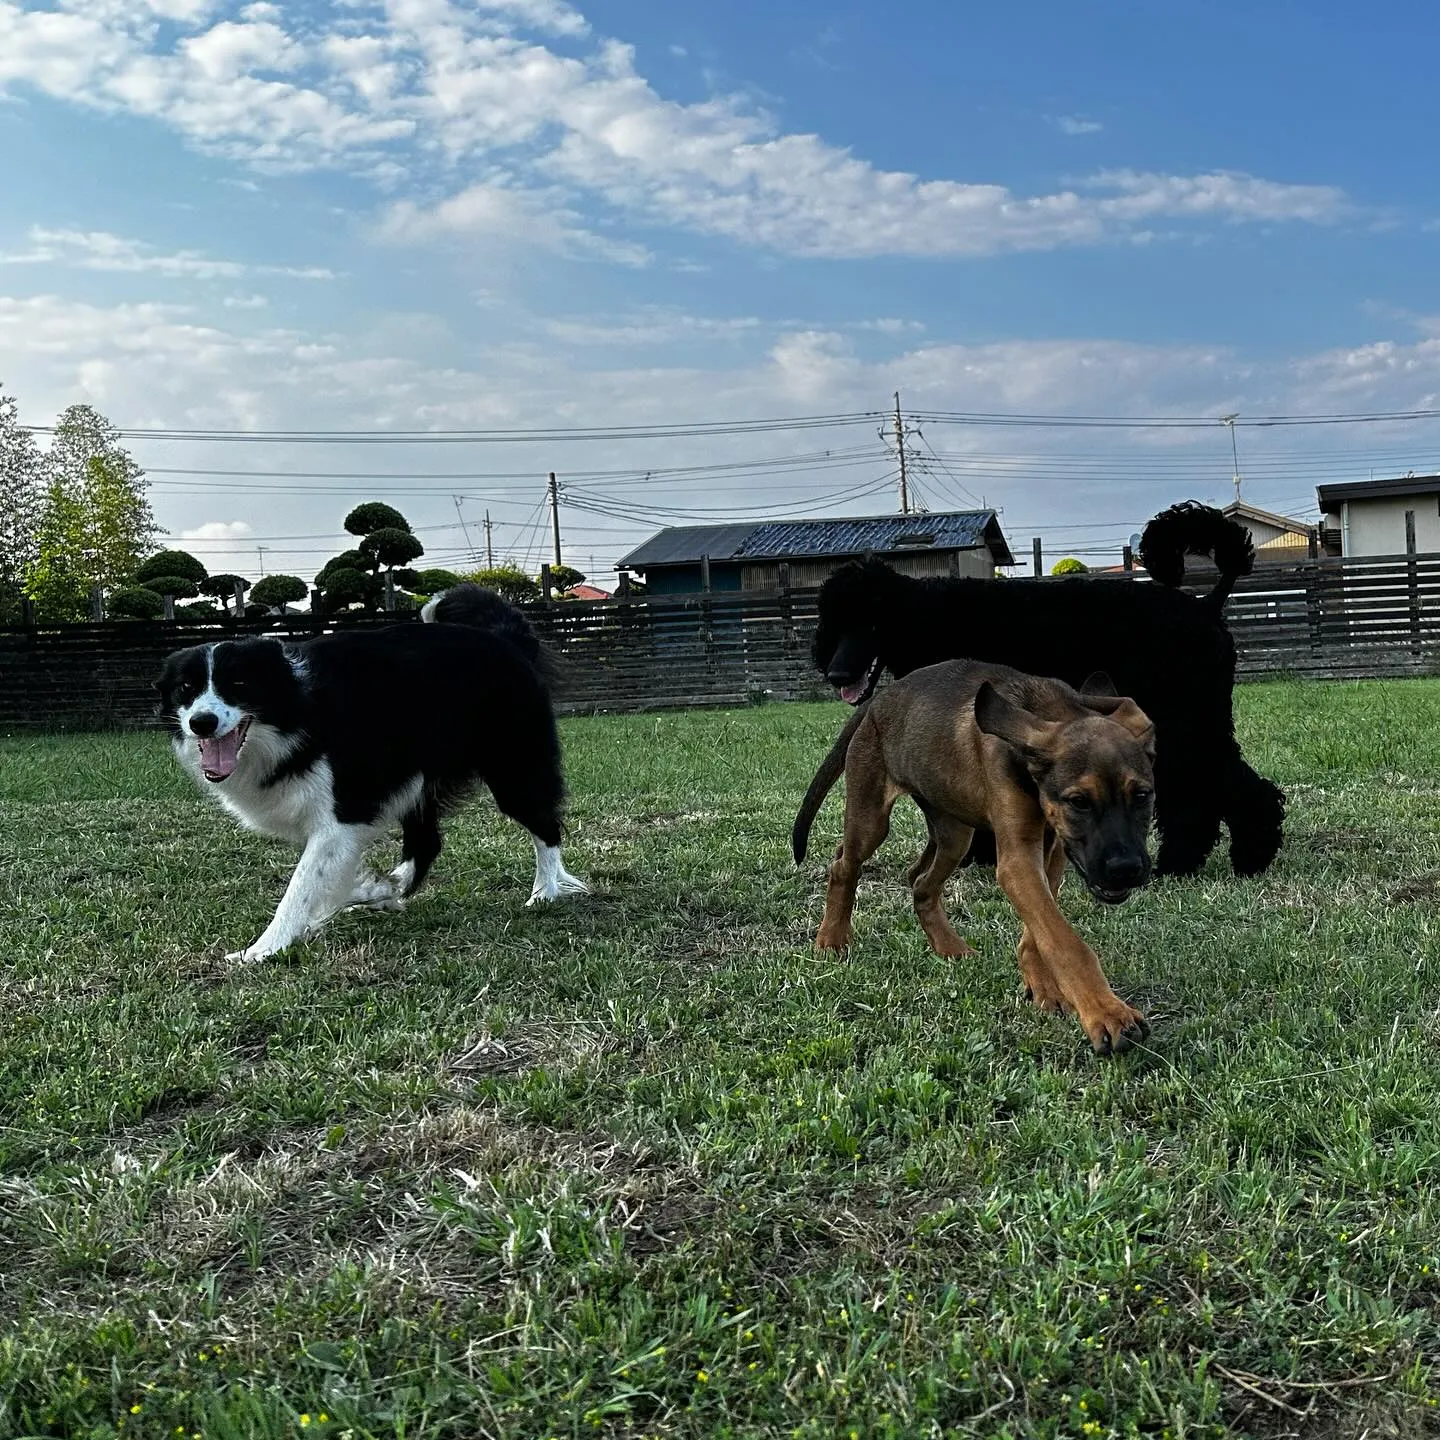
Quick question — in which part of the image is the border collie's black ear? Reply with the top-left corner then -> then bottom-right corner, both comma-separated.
1080,670 -> 1117,698
153,654 -> 181,716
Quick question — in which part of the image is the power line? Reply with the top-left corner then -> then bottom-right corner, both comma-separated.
22,411 -> 887,443
24,403 -> 1440,445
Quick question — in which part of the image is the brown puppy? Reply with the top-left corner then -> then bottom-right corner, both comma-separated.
797,659 -> 1156,1055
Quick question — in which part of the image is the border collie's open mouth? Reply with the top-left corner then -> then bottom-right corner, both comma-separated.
837,657 -> 880,706
198,718 -> 251,782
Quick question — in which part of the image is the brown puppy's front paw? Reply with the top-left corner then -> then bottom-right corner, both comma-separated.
929,932 -> 976,959
814,923 -> 851,953
1017,949 -> 1066,1013
1081,999 -> 1149,1057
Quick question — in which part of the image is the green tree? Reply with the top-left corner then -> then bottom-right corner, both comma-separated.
317,566 -> 375,612
359,527 -> 424,572
415,568 -> 461,594
47,405 -> 156,595
462,565 -> 541,605
108,586 -> 164,620
249,574 -> 308,612
0,384 -> 45,623
344,502 -> 411,537
316,550 -> 368,587
136,551 -> 208,588
1051,557 -> 1089,576
25,476 -> 92,621
202,574 -> 250,613
549,564 -> 586,594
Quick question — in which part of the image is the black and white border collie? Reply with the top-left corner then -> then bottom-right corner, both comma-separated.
155,584 -> 586,963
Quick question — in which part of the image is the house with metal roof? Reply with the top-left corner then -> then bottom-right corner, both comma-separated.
616,511 -> 1014,595
1317,474 -> 1440,557
1222,500 -> 1317,564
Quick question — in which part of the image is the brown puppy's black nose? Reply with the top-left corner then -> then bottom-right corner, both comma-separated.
188,711 -> 219,737
1102,854 -> 1148,889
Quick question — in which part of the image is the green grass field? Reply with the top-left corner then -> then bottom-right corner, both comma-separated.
3,681 -> 1440,1439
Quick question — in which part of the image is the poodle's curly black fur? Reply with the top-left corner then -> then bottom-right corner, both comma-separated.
808,501 -> 1284,879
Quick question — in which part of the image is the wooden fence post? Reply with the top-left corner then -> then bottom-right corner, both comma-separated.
540,564 -> 552,601
20,597 -> 34,627
90,584 -> 105,622
383,571 -> 396,612
1032,537 -> 1043,577
1407,509 -> 1421,659
700,553 -> 711,593
163,594 -> 175,621
617,570 -> 631,598
1122,544 -> 1134,573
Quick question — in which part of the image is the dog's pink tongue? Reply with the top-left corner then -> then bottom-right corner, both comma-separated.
840,681 -> 866,705
198,729 -> 244,779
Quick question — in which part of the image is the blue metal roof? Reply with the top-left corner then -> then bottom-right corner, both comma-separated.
617,510 -> 1012,570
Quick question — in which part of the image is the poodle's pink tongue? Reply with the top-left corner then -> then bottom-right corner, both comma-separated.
198,728 -> 244,780
840,681 -> 867,705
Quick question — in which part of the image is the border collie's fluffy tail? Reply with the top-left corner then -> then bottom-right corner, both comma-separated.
1138,501 -> 1255,610
792,704 -> 868,863
422,583 -> 560,688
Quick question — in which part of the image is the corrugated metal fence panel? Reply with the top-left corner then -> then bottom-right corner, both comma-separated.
8,555 -> 1440,731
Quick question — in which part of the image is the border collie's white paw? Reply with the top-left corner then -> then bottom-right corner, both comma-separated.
526,845 -> 589,905
345,872 -> 404,912
224,946 -> 265,964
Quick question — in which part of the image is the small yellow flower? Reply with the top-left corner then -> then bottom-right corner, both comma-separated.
319,1417 -> 328,1425
301,1417 -> 311,1427
131,1405 -> 143,1415
696,1370 -> 709,1383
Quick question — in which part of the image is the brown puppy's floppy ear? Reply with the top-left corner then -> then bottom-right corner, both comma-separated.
974,681 -> 1061,775
1081,693 -> 1156,749
1080,670 -> 1117,698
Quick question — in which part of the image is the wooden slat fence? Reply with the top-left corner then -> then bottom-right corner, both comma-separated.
4,552 -> 1440,732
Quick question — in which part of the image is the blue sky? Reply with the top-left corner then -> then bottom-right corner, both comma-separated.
2,0 -> 1440,581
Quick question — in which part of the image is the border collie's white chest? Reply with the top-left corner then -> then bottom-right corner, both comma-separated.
178,728 -> 336,843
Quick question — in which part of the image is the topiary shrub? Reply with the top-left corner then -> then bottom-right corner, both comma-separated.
109,586 -> 164,620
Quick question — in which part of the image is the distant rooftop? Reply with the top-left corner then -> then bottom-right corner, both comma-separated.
1318,474 -> 1440,509
618,510 -> 1014,570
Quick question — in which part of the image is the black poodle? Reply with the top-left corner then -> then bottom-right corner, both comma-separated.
805,502 -> 1284,879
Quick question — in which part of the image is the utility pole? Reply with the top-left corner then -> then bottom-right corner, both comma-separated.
484,510 -> 495,569
1220,414 -> 1242,503
881,391 -> 921,515
547,472 -> 562,567
452,496 -> 476,555
256,545 -> 268,576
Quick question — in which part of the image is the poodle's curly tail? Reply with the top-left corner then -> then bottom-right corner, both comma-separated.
792,705 -> 868,864
1138,501 -> 1255,610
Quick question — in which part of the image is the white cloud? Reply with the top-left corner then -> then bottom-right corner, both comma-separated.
379,181 -> 652,266
0,227 -> 335,280
1056,115 -> 1103,136
180,519 -> 253,540
8,288 -> 1440,580
0,0 -> 1353,258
